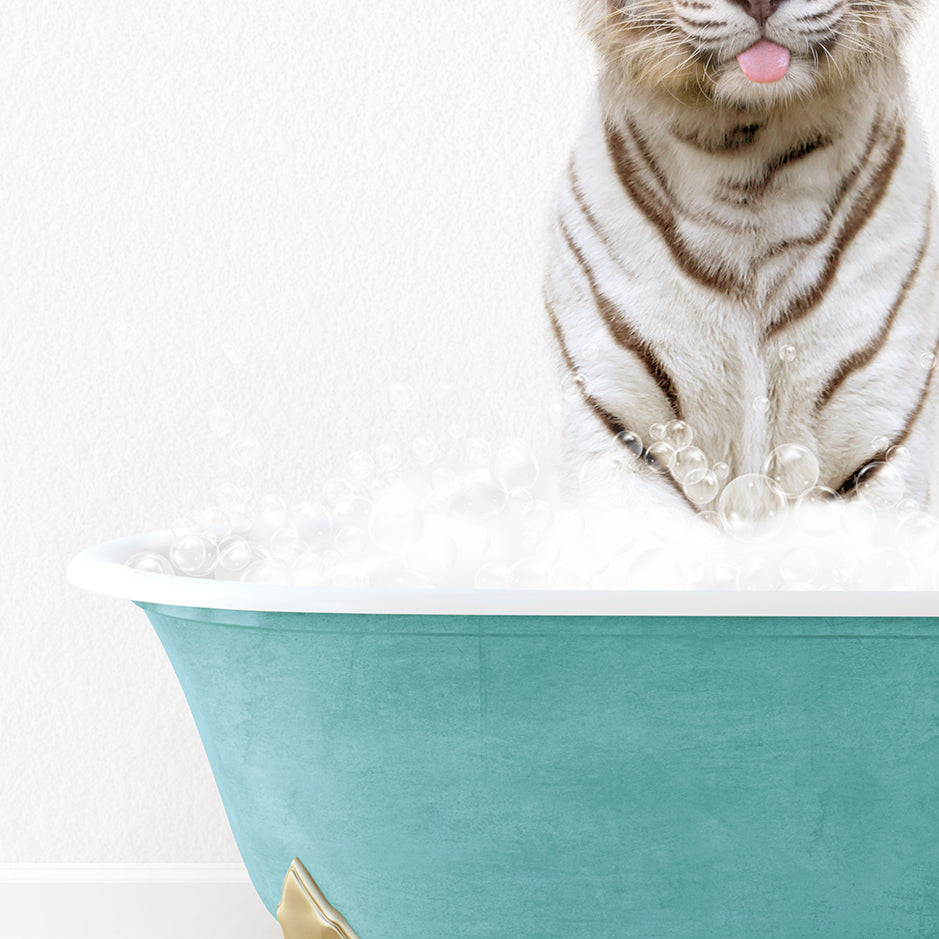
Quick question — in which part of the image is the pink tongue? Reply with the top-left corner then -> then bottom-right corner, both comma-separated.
737,39 -> 790,83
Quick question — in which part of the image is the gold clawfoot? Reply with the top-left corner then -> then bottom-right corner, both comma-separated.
277,858 -> 361,939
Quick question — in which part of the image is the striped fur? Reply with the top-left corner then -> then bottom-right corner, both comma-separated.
546,0 -> 939,512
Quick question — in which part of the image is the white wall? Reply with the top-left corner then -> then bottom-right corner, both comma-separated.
1,0 -> 938,881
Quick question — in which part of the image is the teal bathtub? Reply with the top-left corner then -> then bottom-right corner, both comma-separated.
69,533 -> 939,937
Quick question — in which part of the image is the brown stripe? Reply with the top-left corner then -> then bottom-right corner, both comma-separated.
835,328 -> 939,498
672,122 -> 762,154
558,217 -> 684,420
816,208 -> 932,411
765,122 -> 905,339
606,121 -> 742,295
544,295 -> 697,510
721,134 -> 832,202
567,159 -> 627,271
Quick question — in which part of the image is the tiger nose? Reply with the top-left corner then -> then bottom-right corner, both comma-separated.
729,0 -> 782,25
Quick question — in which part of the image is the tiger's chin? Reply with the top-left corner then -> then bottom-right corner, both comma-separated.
709,55 -> 823,110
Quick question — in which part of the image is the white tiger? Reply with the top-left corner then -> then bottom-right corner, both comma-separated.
545,0 -> 939,515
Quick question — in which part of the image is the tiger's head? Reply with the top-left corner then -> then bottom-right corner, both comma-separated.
582,0 -> 919,109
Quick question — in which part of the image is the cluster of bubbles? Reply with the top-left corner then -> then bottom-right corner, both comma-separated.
124,408 -> 939,590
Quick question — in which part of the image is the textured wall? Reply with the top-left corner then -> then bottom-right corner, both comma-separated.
1,0 -> 938,863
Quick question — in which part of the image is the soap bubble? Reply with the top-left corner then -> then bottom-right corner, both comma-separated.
207,408 -> 235,438
684,468 -> 719,505
779,344 -> 797,363
217,536 -> 254,572
109,321 -> 136,350
646,441 -> 677,473
192,506 -> 232,539
779,547 -> 818,585
412,436 -> 440,466
270,526 -> 304,561
920,352 -> 936,371
493,438 -> 539,491
465,437 -> 491,466
895,512 -> 939,556
871,434 -> 891,453
222,342 -> 248,366
241,559 -> 289,584
389,382 -> 417,413
614,430 -> 643,455
762,444 -> 820,498
292,552 -> 326,586
376,443 -> 403,473
322,477 -> 357,514
649,423 -> 666,441
126,552 -> 173,575
752,396 -> 770,415
794,486 -> 841,537
855,462 -> 905,510
231,435 -> 260,467
885,444 -> 911,469
344,450 -> 376,482
258,493 -> 287,527
718,474 -> 786,541
713,462 -> 731,481
560,372 -> 586,402
663,420 -> 693,450
369,497 -> 423,551
290,502 -> 333,550
736,557 -> 779,590
336,525 -> 367,558
456,474 -> 508,518
227,501 -> 256,534
672,446 -> 708,483
170,533 -> 215,575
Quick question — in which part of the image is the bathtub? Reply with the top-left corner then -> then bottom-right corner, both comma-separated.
68,531 -> 939,938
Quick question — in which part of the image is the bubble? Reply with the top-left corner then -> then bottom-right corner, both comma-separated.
896,498 -> 921,519
207,408 -> 235,437
713,462 -> 731,481
614,430 -> 643,455
227,501 -> 256,534
855,461 -> 905,510
290,501 -> 333,549
493,438 -> 539,491
779,344 -> 797,363
431,467 -> 460,501
523,499 -> 554,533
736,557 -> 779,590
646,441 -> 677,473
241,559 -> 289,585
779,547 -> 818,585
762,444 -> 820,498
475,563 -> 513,590
649,423 -> 666,441
920,351 -> 936,371
561,372 -> 586,402
895,512 -> 939,557
231,435 -> 260,467
222,342 -> 248,366
794,486 -> 841,537
292,552 -> 327,586
192,506 -> 232,538
109,321 -> 136,350
336,525 -> 367,558
871,434 -> 891,452
718,474 -> 787,541
457,475 -> 508,518
376,443 -> 403,472
885,444 -> 911,469
684,468 -> 719,505
408,520 -> 457,578
412,436 -> 440,466
369,498 -> 423,551
169,533 -> 215,575
344,450 -> 376,482
214,484 -> 251,514
322,477 -> 357,514
663,420 -> 693,450
270,526 -> 304,561
465,437 -> 491,466
672,446 -> 708,483
126,552 -> 173,575
551,504 -> 586,543
258,493 -> 287,527
582,343 -> 601,362
752,396 -> 770,415
217,536 -> 254,572
853,549 -> 914,591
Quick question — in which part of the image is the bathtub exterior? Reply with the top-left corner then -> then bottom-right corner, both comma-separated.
139,601 -> 939,938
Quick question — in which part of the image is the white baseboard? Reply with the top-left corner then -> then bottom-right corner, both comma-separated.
0,866 -> 282,939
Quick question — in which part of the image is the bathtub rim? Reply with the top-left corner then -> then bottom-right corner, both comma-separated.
67,530 -> 939,617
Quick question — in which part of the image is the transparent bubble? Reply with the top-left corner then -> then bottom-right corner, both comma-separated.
345,450 -> 376,482
457,475 -> 508,518
794,486 -> 840,537
475,563 -> 513,590
389,382 -> 417,413
241,559 -> 289,585
222,342 -> 248,366
376,443 -> 403,472
109,321 -> 136,350
683,468 -> 719,505
779,547 -> 818,585
192,506 -> 232,539
578,451 -> 635,507
431,467 -> 460,501
336,525 -> 367,559
270,526 -> 304,561
231,435 -> 260,467
718,474 -> 787,541
412,436 -> 440,466
762,444 -> 820,498
896,498 -> 921,519
779,344 -> 797,363
855,462 -> 905,510
126,552 -> 173,575
466,437 -> 491,466
871,434 -> 891,452
885,444 -> 911,469
713,462 -> 731,481
217,536 -> 254,572
649,423 -> 666,441
213,484 -> 250,514
920,351 -> 936,371
663,420 -> 693,450
853,549 -> 914,591
292,552 -> 326,586
752,396 -> 770,415
227,501 -> 256,534
895,512 -> 939,557
646,441 -> 677,473
207,408 -> 235,438
736,557 -> 779,590
493,438 -> 539,491
523,499 -> 553,533
322,477 -> 357,514
409,521 -> 457,578
561,372 -> 586,402
369,498 -> 424,551
258,493 -> 287,527
673,446 -> 708,483
290,502 -> 333,549
170,533 -> 215,575
614,430 -> 643,455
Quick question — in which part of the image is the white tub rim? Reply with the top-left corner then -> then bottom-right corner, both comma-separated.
65,531 -> 939,617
